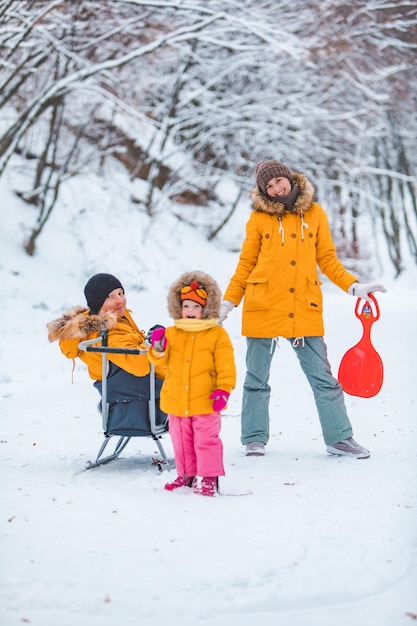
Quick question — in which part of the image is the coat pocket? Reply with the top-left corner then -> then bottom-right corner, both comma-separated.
306,276 -> 323,311
244,276 -> 268,311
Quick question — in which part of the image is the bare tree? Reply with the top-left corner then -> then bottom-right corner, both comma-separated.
0,0 -> 415,272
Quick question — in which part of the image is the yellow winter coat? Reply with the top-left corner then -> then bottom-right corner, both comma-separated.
224,173 -> 358,338
47,307 -> 155,381
148,319 -> 236,417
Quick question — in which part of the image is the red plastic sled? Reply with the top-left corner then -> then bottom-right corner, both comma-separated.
338,294 -> 383,398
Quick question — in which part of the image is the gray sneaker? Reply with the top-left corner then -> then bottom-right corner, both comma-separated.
245,442 -> 265,456
326,437 -> 370,459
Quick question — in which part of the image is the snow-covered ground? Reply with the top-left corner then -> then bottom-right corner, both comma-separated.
1,161 -> 416,626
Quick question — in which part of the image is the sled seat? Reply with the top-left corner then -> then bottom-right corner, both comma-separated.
78,330 -> 169,470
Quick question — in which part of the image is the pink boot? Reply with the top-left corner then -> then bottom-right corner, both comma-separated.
193,476 -> 218,497
164,476 -> 194,491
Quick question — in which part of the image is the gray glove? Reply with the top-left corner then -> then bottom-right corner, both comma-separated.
348,282 -> 387,299
218,300 -> 234,324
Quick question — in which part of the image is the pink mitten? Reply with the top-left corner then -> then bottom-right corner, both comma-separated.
209,389 -> 230,412
151,327 -> 167,352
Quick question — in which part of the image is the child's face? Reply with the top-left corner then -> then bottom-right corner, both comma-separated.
100,288 -> 126,317
266,176 -> 291,197
181,300 -> 203,319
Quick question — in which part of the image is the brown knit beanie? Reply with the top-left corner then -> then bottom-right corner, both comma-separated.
255,160 -> 293,195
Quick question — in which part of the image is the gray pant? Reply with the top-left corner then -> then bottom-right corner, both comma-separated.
241,336 -> 353,446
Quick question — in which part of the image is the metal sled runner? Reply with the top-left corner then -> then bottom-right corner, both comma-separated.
78,330 -> 169,470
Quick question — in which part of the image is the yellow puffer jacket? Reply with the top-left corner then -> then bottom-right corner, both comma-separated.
224,173 -> 358,338
148,319 -> 236,417
47,307 -> 154,381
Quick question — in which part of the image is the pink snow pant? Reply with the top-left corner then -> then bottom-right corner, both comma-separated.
168,413 -> 225,478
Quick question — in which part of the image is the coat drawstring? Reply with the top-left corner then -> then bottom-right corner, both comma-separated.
278,216 -> 284,245
270,337 -> 279,356
278,214 -> 308,244
300,213 -> 309,241
292,337 -> 305,349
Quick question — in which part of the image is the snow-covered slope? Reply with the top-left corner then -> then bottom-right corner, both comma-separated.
1,157 -> 416,626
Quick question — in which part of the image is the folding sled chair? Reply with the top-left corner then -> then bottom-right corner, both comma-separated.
78,329 -> 169,471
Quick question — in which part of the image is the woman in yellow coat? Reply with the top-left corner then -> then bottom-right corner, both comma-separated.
148,271 -> 236,496
219,160 -> 386,459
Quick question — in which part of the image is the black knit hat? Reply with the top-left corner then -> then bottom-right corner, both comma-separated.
255,160 -> 293,195
84,273 -> 124,314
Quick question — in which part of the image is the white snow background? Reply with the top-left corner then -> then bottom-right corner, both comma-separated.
1,158 -> 416,626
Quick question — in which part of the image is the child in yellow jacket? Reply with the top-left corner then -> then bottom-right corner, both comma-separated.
148,271 -> 236,497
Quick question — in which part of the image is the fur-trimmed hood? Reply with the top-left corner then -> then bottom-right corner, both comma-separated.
250,172 -> 315,218
167,271 -> 221,320
47,305 -> 119,342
